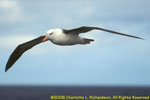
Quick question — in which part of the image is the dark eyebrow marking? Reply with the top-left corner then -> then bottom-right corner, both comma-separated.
50,32 -> 53,35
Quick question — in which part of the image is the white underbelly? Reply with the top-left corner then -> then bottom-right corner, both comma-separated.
51,34 -> 82,45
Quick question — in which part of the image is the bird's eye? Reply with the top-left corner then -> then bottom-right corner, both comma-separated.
50,32 -> 53,35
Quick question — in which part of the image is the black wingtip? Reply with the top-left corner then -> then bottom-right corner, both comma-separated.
5,66 -> 9,72
5,64 -> 10,72
137,37 -> 145,40
140,38 -> 145,40
5,69 -> 8,72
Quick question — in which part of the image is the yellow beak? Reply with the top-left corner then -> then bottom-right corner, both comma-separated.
42,35 -> 49,42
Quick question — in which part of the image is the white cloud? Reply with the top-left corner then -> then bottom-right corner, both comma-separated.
0,0 -> 15,9
0,35 -> 48,54
0,0 -> 21,23
0,35 -> 34,48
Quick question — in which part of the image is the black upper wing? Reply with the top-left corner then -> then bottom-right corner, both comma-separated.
64,26 -> 144,40
5,36 -> 45,72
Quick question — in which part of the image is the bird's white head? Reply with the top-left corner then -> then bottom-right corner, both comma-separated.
42,28 -> 62,42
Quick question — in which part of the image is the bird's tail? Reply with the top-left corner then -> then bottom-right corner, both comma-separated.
82,38 -> 94,44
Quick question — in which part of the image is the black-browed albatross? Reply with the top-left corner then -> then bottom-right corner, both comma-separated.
5,26 -> 144,72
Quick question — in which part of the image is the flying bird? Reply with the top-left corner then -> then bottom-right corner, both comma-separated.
5,26 -> 144,72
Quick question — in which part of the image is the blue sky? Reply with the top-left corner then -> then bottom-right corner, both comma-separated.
0,0 -> 150,86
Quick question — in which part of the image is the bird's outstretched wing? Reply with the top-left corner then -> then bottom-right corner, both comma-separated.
5,36 -> 45,72
64,26 -> 144,40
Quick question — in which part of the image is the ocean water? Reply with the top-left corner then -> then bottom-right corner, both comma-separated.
0,86 -> 149,100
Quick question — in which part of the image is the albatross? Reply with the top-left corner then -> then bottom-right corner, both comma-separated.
5,26 -> 144,72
